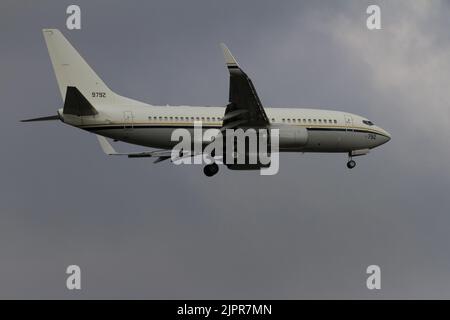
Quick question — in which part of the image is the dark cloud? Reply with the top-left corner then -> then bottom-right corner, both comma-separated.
1,0 -> 450,298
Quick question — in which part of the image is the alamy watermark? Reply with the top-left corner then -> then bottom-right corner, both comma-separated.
66,265 -> 81,290
366,265 -> 381,290
170,122 -> 280,175
66,5 -> 81,30
366,5 -> 381,30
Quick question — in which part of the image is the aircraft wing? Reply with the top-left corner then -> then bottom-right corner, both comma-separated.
220,43 -> 270,130
96,135 -> 198,163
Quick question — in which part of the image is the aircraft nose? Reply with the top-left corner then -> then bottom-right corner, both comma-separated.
379,128 -> 391,145
384,129 -> 391,141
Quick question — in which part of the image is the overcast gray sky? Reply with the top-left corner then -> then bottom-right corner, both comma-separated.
1,0 -> 450,299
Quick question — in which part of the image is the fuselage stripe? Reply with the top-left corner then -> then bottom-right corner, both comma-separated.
81,124 -> 389,138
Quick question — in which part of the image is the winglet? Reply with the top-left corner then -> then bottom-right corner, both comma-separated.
220,43 -> 239,67
96,135 -> 117,155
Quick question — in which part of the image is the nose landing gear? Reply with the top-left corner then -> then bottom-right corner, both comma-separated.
346,149 -> 369,169
346,151 -> 356,169
203,163 -> 219,177
347,159 -> 356,169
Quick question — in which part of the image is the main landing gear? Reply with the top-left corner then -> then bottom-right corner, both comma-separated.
203,163 -> 219,177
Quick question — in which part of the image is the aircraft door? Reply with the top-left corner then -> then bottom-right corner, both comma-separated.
123,111 -> 134,130
344,115 -> 353,132
123,111 -> 134,139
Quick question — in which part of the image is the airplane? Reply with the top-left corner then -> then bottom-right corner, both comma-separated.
22,29 -> 391,177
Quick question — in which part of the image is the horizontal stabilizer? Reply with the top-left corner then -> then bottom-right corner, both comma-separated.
96,135 -> 173,158
97,135 -> 118,155
96,135 -> 201,163
21,115 -> 60,122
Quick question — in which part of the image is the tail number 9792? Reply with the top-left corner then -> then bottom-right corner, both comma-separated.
92,92 -> 106,98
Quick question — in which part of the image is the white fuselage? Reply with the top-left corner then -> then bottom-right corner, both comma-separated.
58,104 -> 391,153
28,29 -> 391,175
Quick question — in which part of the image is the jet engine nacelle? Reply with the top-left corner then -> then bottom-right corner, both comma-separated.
277,126 -> 308,148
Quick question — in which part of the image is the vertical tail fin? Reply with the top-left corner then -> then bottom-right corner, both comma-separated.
42,29 -> 148,107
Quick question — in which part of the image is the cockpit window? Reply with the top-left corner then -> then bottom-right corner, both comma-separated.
363,120 -> 374,126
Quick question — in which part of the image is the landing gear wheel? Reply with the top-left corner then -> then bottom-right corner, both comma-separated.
347,160 -> 356,169
203,163 -> 219,177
